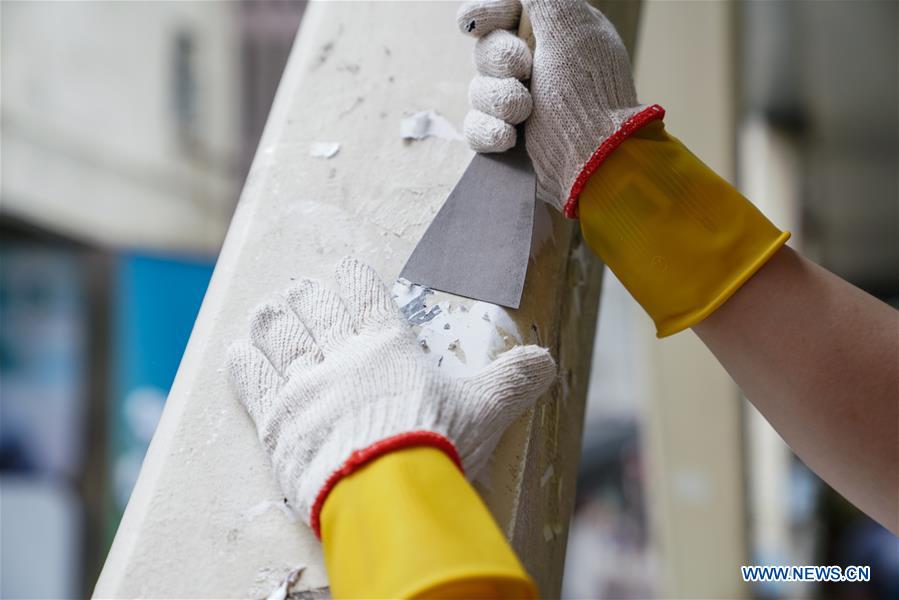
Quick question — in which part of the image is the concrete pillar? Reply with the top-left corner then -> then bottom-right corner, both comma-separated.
95,2 -> 641,597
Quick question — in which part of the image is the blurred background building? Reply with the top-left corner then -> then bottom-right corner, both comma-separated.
1,1 -> 896,599
1,1 -> 305,597
563,2 -> 898,599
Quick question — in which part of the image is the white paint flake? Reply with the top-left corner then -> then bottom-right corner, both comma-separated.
540,465 -> 554,488
400,110 -> 462,141
243,499 -> 298,522
542,522 -> 563,543
310,142 -> 341,158
265,566 -> 305,600
543,524 -> 554,542
392,280 -> 523,378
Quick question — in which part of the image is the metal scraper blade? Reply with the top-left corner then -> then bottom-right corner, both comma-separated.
400,139 -> 536,309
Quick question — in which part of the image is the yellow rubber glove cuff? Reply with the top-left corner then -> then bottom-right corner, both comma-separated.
320,446 -> 536,599
580,120 -> 790,337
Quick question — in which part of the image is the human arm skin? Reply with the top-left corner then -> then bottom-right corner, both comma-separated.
693,246 -> 899,533
458,0 -> 898,534
578,122 -> 898,532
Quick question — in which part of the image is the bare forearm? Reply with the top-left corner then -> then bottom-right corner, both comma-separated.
694,246 -> 899,532
577,119 -> 897,530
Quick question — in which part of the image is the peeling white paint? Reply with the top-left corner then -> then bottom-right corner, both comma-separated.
392,280 -> 522,377
543,524 -> 554,542
568,236 -> 593,317
540,465 -> 554,488
399,110 -> 462,141
96,2 -> 604,595
243,499 -> 298,523
264,566 -> 305,600
309,142 -> 340,158
531,202 -> 555,259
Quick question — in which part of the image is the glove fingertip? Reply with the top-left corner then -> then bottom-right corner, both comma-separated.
464,110 -> 516,153
227,339 -> 255,374
226,340 -> 280,413
503,344 -> 557,393
335,256 -> 400,326
334,255 -> 370,288
469,76 -> 532,125
457,0 -> 522,37
283,278 -> 317,311
475,29 -> 532,80
456,4 -> 481,36
335,254 -> 362,275
249,300 -> 287,344
464,344 -> 556,411
528,346 -> 558,396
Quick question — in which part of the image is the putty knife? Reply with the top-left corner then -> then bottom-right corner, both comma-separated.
400,135 -> 536,309
401,17 -> 537,309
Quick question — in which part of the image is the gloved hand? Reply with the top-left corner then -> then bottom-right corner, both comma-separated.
458,0 -> 663,217
227,257 -> 556,536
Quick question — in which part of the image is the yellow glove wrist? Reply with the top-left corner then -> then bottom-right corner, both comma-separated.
579,120 -> 790,337
321,446 -> 536,599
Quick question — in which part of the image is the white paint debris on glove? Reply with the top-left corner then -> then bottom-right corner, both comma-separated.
227,258 -> 556,535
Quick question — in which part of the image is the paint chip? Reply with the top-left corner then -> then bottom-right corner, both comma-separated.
447,339 -> 467,364
243,499 -> 298,522
310,142 -> 340,158
265,566 -> 305,600
543,524 -> 554,542
400,110 -> 462,141
540,465 -> 554,488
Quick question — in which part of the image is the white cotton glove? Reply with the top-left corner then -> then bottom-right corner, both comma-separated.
227,258 -> 556,536
458,0 -> 664,217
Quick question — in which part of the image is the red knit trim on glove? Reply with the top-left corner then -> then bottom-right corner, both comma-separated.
563,104 -> 666,219
309,431 -> 463,539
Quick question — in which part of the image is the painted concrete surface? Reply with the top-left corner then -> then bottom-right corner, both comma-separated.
94,2 -> 604,597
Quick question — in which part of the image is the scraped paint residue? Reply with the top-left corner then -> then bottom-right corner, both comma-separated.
392,279 -> 522,377
540,465 -> 554,488
265,566 -> 305,600
400,110 -> 462,141
310,142 -> 340,158
447,339 -> 467,364
531,201 -> 555,258
244,498 -> 298,523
